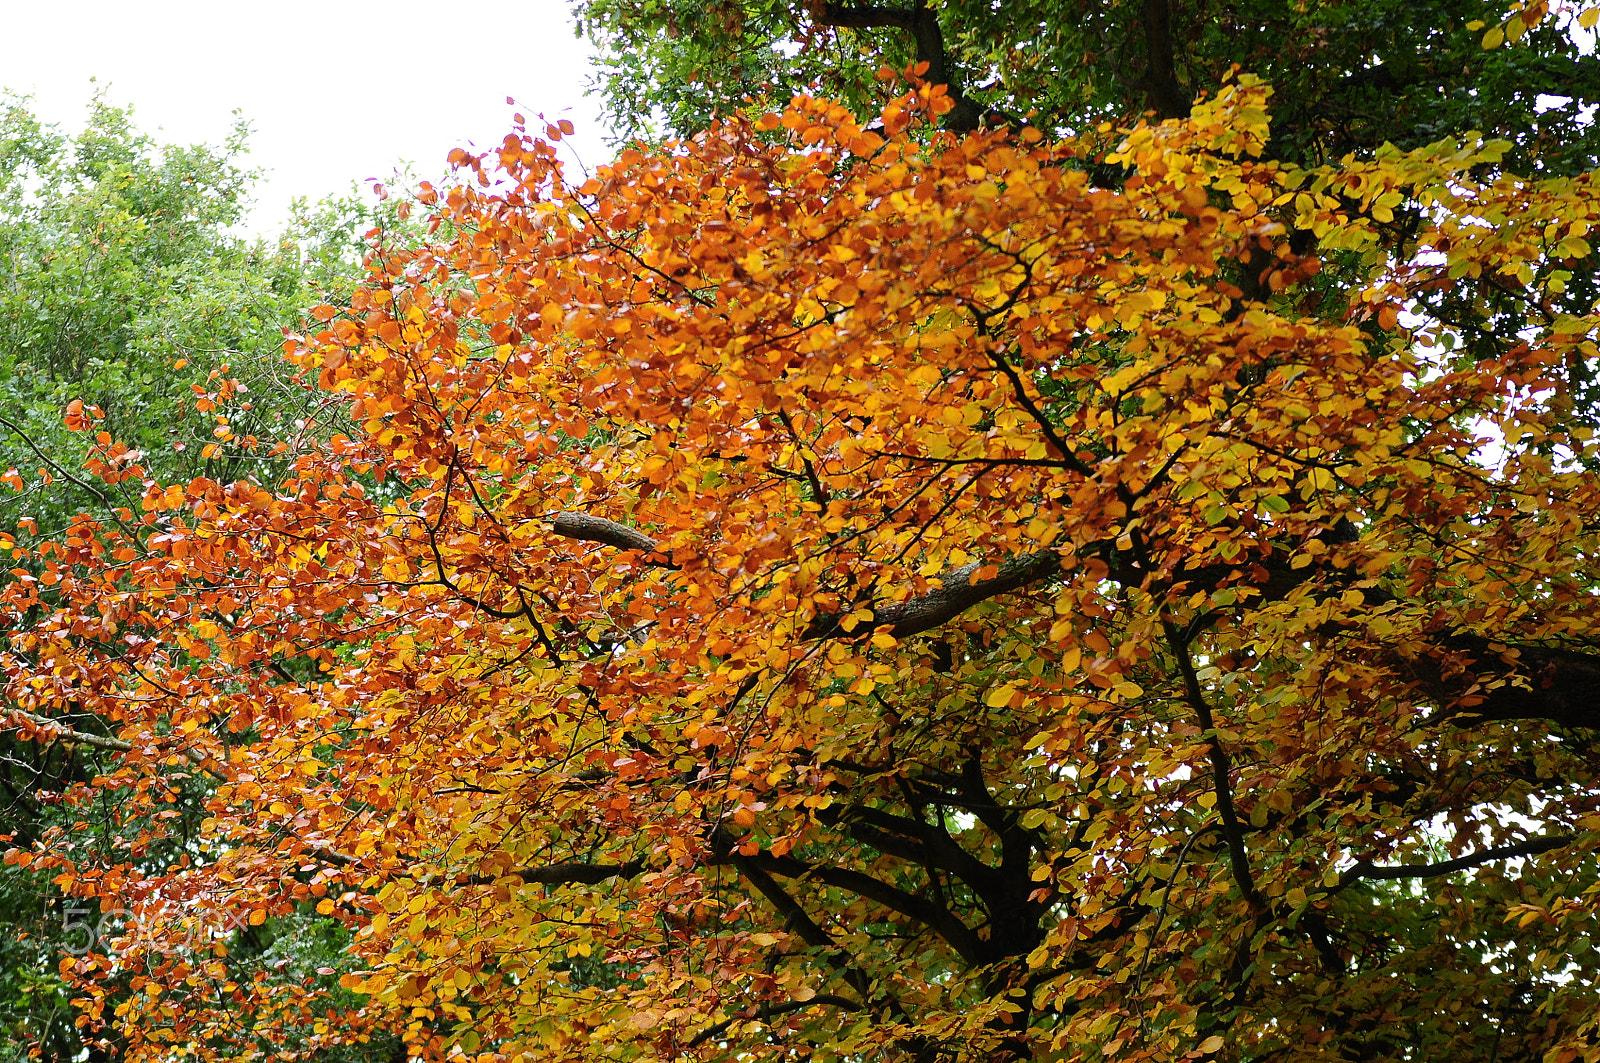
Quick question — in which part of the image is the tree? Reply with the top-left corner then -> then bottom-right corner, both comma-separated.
577,0 -> 1600,169
4,69 -> 1600,1063
0,93 -> 379,1063
578,0 -> 1600,423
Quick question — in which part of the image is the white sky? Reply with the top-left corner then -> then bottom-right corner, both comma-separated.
1,0 -> 613,238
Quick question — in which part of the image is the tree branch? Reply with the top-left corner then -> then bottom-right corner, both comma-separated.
956,753 -> 1039,879
1339,834 -> 1576,888
5,707 -> 132,752
551,512 -> 1600,729
552,511 -> 661,554
0,411 -> 143,545
817,802 -> 1006,901
687,994 -> 863,1048
812,549 -> 1062,640
1163,620 -> 1262,907
512,859 -> 646,885
552,511 -> 1062,640
1419,637 -> 1600,730
6,706 -> 214,767
731,850 -> 887,1011
745,848 -> 986,964
817,3 -> 984,131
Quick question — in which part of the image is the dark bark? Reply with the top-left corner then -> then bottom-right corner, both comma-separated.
815,549 -> 1063,639
742,847 -> 989,964
1414,637 -> 1600,729
817,3 -> 985,131
1338,833 -> 1576,888
1140,0 -> 1190,119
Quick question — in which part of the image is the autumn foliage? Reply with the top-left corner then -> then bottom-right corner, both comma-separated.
5,74 -> 1600,1063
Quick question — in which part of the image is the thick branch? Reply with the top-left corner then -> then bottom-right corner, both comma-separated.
731,851 -> 888,1013
5,707 -> 132,752
688,994 -> 863,1048
819,803 -> 1006,900
957,754 -> 1038,878
553,511 -> 1600,728
747,849 -> 986,964
553,511 -> 1061,640
512,859 -> 646,885
1421,638 -> 1600,729
733,852 -> 838,951
1339,834 -> 1576,887
818,3 -> 917,30
837,550 -> 1062,640
818,3 -> 983,131
552,511 -> 661,554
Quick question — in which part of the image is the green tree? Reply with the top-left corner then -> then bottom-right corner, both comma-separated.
0,92 -> 381,1063
579,0 -> 1600,171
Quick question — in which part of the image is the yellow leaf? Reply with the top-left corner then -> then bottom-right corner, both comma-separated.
986,684 -> 1020,708
1198,1034 -> 1225,1054
1482,24 -> 1504,49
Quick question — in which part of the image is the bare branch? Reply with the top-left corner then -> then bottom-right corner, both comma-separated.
553,511 -> 668,556
5,707 -> 134,752
513,859 -> 646,885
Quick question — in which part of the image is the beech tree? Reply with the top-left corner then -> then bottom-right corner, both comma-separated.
5,48 -> 1600,1063
577,0 -> 1600,172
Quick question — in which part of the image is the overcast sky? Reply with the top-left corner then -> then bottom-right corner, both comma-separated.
2,0 -> 612,237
